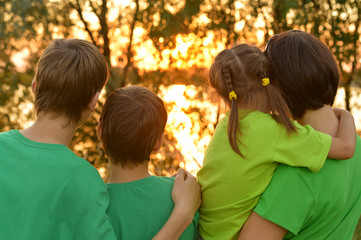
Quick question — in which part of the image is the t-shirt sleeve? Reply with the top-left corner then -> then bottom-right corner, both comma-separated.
254,165 -> 316,236
274,122 -> 332,172
192,211 -> 200,239
73,167 -> 116,240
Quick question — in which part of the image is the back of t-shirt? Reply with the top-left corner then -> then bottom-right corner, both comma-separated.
255,136 -> 361,239
106,176 -> 199,240
0,130 -> 116,240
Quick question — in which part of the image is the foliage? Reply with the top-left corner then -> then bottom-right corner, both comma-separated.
0,71 -> 34,131
1,1 -> 361,234
1,1 -> 361,174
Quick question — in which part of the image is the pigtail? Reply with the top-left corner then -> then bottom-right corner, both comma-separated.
261,59 -> 296,133
266,84 -> 296,132
222,65 -> 244,157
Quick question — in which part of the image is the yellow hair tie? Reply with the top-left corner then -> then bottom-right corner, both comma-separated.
229,91 -> 237,101
262,78 -> 270,86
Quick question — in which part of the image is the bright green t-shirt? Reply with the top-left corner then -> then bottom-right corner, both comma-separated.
197,111 -> 331,240
106,176 -> 199,240
255,136 -> 361,239
0,130 -> 116,240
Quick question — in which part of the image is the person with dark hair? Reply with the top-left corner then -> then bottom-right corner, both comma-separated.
0,39 -> 201,240
98,86 -> 200,240
197,43 -> 356,240
238,30 -> 361,239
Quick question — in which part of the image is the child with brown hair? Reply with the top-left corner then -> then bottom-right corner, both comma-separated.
0,39 -> 200,240
0,39 -> 116,240
197,43 -> 356,240
98,85 -> 200,240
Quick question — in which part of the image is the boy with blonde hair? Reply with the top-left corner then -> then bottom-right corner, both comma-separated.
98,85 -> 200,240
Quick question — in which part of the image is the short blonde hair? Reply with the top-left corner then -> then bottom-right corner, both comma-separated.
34,39 -> 108,123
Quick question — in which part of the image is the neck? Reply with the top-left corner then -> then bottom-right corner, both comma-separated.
237,91 -> 270,113
20,113 -> 78,146
296,105 -> 339,137
108,161 -> 151,183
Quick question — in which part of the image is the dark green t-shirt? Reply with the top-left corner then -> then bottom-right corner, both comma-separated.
255,136 -> 361,239
106,176 -> 199,240
0,130 -> 116,240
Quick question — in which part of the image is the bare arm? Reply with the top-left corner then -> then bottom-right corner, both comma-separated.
328,108 -> 356,159
238,212 -> 287,240
152,169 -> 201,240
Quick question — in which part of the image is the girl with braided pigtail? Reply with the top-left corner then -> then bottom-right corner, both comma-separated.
197,44 -> 356,240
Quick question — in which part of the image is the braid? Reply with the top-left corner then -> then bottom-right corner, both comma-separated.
222,66 -> 234,94
221,58 -> 243,157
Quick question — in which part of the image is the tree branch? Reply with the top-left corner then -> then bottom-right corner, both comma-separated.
69,0 -> 97,47
120,0 -> 140,87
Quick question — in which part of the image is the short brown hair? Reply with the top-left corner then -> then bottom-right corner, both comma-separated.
34,39 -> 109,124
99,86 -> 168,167
265,30 -> 339,119
210,44 -> 295,156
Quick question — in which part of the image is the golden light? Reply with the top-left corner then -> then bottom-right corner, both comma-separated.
11,48 -> 30,72
153,84 -> 361,177
7,0 -> 361,181
256,30 -> 264,43
235,20 -> 245,32
158,84 -> 222,175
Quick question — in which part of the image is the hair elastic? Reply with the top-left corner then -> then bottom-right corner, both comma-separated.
262,78 -> 270,86
229,91 -> 237,101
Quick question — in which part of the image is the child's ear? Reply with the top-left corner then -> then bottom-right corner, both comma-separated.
153,132 -> 165,151
97,120 -> 102,140
31,79 -> 36,94
89,92 -> 100,111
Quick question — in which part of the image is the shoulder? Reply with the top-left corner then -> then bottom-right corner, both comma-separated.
256,164 -> 316,209
75,160 -> 104,186
107,176 -> 174,194
269,164 -> 315,188
242,111 -> 290,137
254,165 -> 316,235
0,130 -> 14,137
0,130 -> 20,143
64,156 -> 106,199
152,176 -> 175,189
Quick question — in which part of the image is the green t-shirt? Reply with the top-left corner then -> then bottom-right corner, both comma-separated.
106,176 -> 199,240
197,111 -> 331,240
0,130 -> 116,240
255,136 -> 361,239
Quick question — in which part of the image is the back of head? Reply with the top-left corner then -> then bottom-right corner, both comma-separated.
209,44 -> 295,156
265,30 -> 339,119
209,44 -> 268,106
34,39 -> 109,124
99,86 -> 168,168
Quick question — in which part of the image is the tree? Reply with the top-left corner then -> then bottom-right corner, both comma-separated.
323,0 -> 361,111
0,0 -> 72,132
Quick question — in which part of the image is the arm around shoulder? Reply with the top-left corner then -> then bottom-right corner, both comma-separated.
152,169 -> 201,240
238,212 -> 287,240
328,108 -> 356,160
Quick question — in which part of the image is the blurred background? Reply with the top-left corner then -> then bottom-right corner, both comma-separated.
1,0 -> 360,237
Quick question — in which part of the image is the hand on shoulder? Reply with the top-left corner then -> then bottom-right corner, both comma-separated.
172,169 -> 201,224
